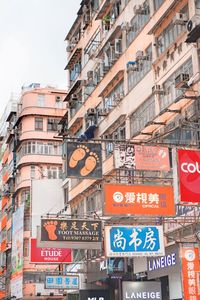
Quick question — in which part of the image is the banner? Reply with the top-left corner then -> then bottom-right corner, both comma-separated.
45,275 -> 79,289
114,144 -> 170,171
104,184 -> 175,216
105,225 -> 165,257
11,204 -> 24,299
67,142 -> 102,179
30,239 -> 72,263
134,145 -> 170,171
178,149 -> 200,202
181,247 -> 200,300
122,281 -> 162,300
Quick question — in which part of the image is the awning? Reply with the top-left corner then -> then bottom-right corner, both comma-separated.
64,48 -> 82,70
98,70 -> 124,97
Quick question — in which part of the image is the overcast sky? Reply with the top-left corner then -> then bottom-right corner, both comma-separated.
0,0 -> 80,116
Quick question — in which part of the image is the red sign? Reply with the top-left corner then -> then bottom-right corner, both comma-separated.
30,239 -> 72,263
104,184 -> 175,216
181,247 -> 200,300
178,149 -> 200,202
135,145 -> 170,171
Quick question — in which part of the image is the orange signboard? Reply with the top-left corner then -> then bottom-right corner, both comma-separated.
134,145 -> 170,171
104,184 -> 175,216
181,247 -> 200,300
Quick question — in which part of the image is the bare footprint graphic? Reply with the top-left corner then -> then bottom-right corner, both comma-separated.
80,152 -> 99,176
69,145 -> 89,168
43,221 -> 58,240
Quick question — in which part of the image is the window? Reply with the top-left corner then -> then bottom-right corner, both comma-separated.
47,166 -> 62,179
47,118 -> 60,131
30,165 -> 35,179
154,0 -> 164,11
128,44 -> 152,92
23,239 -> 29,257
38,94 -> 45,107
130,95 -> 156,137
35,117 -> 43,131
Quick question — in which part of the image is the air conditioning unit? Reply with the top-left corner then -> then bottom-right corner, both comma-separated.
133,4 -> 143,14
87,71 -> 94,80
102,134 -> 109,140
121,22 -> 131,31
175,73 -> 190,89
66,44 -> 75,52
56,96 -> 62,102
98,108 -> 109,116
152,85 -> 165,95
187,16 -> 200,32
71,36 -> 79,44
83,13 -> 90,24
114,92 -> 124,102
173,13 -> 188,25
70,93 -> 78,101
115,39 -> 122,55
87,108 -> 97,116
135,50 -> 144,60
127,61 -> 138,71
68,101 -> 76,109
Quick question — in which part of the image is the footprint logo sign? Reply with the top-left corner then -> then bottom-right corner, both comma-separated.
43,221 -> 58,241
67,142 -> 102,179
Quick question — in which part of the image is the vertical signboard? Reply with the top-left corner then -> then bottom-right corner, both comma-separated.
105,225 -> 165,257
181,247 -> 200,300
178,149 -> 200,202
11,204 -> 24,299
67,142 -> 102,179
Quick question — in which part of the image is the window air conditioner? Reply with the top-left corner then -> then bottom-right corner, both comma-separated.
87,71 -> 94,80
135,50 -> 144,61
71,36 -> 79,44
175,73 -> 190,89
66,44 -> 75,52
187,16 -> 200,32
152,85 -> 165,95
70,93 -> 78,101
98,108 -> 109,116
68,101 -> 76,109
87,108 -> 97,116
133,4 -> 143,14
56,96 -> 62,102
173,13 -> 188,26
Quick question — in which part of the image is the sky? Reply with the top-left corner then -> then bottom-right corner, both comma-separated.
0,0 -> 81,116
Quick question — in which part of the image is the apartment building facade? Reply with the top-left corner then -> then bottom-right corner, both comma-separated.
62,0 -> 200,299
0,85 -> 67,299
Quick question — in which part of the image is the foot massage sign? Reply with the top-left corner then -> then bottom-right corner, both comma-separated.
66,142 -> 102,179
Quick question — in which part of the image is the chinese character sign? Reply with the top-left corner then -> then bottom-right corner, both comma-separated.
181,247 -> 200,300
104,184 -> 175,216
41,218 -> 102,243
178,149 -> 200,203
45,275 -> 79,290
134,145 -> 170,171
105,226 -> 165,257
67,142 -> 102,179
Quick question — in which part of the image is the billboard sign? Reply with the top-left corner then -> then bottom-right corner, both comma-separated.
11,204 -> 24,299
30,239 -> 72,263
181,247 -> 200,300
178,149 -> 200,202
67,142 -> 102,179
122,281 -> 162,300
104,184 -> 175,216
45,275 -> 79,290
114,144 -> 170,171
134,145 -> 170,171
38,219 -> 102,249
147,244 -> 180,279
79,289 -> 110,300
105,226 -> 164,257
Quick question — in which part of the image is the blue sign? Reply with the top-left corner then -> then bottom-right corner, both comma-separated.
45,275 -> 79,289
105,226 -> 165,257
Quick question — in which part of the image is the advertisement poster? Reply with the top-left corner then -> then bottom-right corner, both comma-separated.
104,184 -> 175,216
181,247 -> 200,300
105,225 -> 165,257
30,239 -> 72,263
67,142 -> 102,179
178,149 -> 200,202
45,275 -> 79,290
11,204 -> 24,299
114,144 -> 170,171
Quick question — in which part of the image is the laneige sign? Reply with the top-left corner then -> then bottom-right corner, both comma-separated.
147,245 -> 180,279
122,282 -> 161,300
